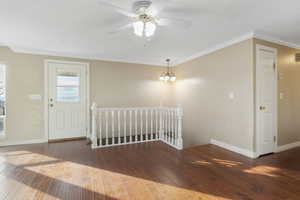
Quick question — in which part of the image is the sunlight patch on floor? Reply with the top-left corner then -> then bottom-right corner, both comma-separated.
191,160 -> 212,166
212,158 -> 243,167
0,150 -> 230,200
244,166 -> 280,177
26,160 -> 229,200
0,150 -> 33,157
3,151 -> 58,167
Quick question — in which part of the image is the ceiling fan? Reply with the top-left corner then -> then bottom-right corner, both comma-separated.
99,0 -> 192,38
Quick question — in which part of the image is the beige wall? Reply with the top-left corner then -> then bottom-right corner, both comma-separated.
172,38 -> 300,150
254,39 -> 300,147
0,46 -> 169,144
1,38 -> 299,149
173,39 -> 255,150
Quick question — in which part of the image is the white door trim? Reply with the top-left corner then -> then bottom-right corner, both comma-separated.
44,59 -> 90,141
255,44 -> 278,156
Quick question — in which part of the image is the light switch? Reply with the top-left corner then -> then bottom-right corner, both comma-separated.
279,93 -> 284,100
29,94 -> 42,101
229,92 -> 235,100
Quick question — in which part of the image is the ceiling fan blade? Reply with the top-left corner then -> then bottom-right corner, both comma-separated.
156,18 -> 170,26
145,4 -> 163,17
108,23 -> 133,35
98,1 -> 137,18
146,0 -> 176,17
156,17 -> 192,28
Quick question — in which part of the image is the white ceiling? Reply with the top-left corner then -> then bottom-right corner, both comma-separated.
0,0 -> 300,66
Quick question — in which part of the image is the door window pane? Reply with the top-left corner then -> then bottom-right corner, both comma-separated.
0,65 -> 6,136
56,72 -> 80,102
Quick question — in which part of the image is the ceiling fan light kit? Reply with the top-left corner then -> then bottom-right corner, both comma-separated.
100,0 -> 191,39
133,14 -> 156,37
132,1 -> 156,38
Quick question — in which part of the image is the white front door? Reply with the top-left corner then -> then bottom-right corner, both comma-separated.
256,45 -> 277,156
47,61 -> 88,140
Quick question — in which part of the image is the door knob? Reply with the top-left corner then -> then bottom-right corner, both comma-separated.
49,104 -> 54,107
259,106 -> 266,110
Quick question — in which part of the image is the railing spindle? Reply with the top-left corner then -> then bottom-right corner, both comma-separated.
170,109 -> 172,144
129,110 -> 132,143
168,109 -> 171,143
124,110 -> 127,144
105,111 -> 108,145
118,110 -> 121,144
140,109 -> 143,141
150,109 -> 153,140
146,110 -> 148,141
176,110 -> 178,144
172,110 -> 175,144
99,111 -> 102,147
164,109 -> 167,141
111,110 -> 115,145
156,109 -> 158,140
160,108 -> 164,140
135,110 -> 138,142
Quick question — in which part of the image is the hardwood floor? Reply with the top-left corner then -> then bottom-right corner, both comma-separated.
0,141 -> 300,200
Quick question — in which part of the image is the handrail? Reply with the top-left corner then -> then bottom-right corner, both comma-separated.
91,103 -> 183,150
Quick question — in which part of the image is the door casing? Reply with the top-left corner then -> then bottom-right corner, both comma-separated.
255,44 -> 278,157
44,60 -> 90,141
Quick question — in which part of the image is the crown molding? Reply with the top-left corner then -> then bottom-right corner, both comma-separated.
7,45 -> 165,67
2,31 -> 300,68
173,32 -> 255,66
253,33 -> 300,50
173,32 -> 300,66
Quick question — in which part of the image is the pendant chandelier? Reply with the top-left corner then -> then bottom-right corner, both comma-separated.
160,59 -> 176,82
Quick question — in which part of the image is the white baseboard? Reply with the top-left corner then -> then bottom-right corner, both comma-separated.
210,139 -> 257,158
276,141 -> 300,152
160,139 -> 183,150
0,139 -> 48,147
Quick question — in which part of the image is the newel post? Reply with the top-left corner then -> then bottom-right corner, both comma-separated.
176,105 -> 183,150
91,102 -> 98,149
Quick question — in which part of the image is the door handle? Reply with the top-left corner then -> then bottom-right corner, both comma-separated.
49,104 -> 54,107
259,106 -> 266,110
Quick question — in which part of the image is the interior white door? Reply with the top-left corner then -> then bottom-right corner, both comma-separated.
48,61 -> 87,140
256,45 -> 277,156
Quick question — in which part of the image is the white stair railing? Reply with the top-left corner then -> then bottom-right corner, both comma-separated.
90,103 -> 183,150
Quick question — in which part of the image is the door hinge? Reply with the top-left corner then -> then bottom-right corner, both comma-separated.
274,136 -> 277,143
273,62 -> 276,71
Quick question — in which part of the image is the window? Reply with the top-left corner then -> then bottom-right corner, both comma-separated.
0,64 -> 6,136
56,72 -> 80,102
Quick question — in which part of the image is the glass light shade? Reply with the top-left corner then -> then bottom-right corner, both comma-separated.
145,21 -> 156,37
170,75 -> 176,82
164,74 -> 170,81
133,20 -> 156,37
133,21 -> 144,37
159,74 -> 165,81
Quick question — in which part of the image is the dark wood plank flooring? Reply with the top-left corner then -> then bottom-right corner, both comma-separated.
0,140 -> 300,200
